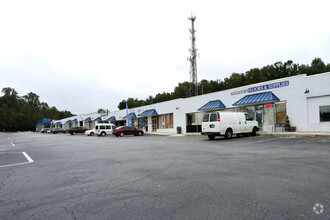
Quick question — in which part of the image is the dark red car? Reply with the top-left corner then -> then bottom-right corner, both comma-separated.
113,126 -> 144,137
68,126 -> 90,135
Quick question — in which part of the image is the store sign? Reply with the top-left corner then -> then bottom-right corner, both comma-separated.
264,104 -> 273,108
231,80 -> 289,96
100,110 -> 109,116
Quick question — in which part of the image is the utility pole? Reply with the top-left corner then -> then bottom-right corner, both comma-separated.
188,15 -> 198,96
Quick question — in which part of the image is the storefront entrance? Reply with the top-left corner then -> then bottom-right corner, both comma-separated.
152,116 -> 157,131
235,102 -> 286,132
256,110 -> 263,131
186,112 -> 203,132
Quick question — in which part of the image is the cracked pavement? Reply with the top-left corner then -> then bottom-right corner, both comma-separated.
0,132 -> 329,219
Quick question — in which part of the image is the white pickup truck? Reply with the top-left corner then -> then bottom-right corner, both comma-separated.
201,112 -> 258,139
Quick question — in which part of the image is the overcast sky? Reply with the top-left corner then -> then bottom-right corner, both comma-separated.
1,0 -> 329,114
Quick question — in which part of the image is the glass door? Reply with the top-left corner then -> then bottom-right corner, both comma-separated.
152,116 -> 157,131
256,110 -> 263,131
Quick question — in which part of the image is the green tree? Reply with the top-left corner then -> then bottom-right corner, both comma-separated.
308,58 -> 326,75
228,73 -> 244,88
172,81 -> 193,99
154,92 -> 171,103
23,92 -> 40,109
0,87 -> 75,131
117,100 -> 127,110
245,68 -> 262,85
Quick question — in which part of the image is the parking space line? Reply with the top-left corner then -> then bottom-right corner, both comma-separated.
0,152 -> 34,168
22,152 -> 34,163
250,136 -> 295,143
10,142 -> 15,147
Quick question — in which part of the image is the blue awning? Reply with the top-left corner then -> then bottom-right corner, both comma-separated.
65,120 -> 72,123
106,116 -> 116,121
233,91 -> 280,106
71,118 -> 78,122
198,100 -> 226,111
84,117 -> 92,121
93,117 -> 102,121
123,112 -> 137,119
138,109 -> 158,117
36,118 -> 52,126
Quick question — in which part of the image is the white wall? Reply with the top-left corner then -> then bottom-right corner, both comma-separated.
54,73 -> 330,133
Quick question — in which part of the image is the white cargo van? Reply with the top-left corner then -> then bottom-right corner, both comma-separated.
95,123 -> 117,136
201,112 -> 258,139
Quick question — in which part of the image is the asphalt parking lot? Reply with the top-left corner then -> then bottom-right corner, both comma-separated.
0,132 -> 329,219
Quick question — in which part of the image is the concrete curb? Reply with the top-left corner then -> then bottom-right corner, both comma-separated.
258,132 -> 330,137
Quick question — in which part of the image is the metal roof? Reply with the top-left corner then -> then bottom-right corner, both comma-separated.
93,117 -> 102,121
123,112 -> 137,119
36,118 -> 52,126
84,117 -> 92,121
106,116 -> 116,121
138,109 -> 158,117
198,100 -> 226,111
233,91 -> 280,106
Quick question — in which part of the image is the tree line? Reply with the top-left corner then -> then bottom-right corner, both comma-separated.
0,88 -> 74,131
117,58 -> 330,109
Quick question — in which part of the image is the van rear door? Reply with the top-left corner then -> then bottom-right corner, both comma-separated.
202,112 -> 220,134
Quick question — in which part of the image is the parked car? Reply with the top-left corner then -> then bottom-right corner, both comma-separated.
113,126 -> 144,137
95,123 -> 117,136
84,129 -> 95,136
67,127 -> 89,135
40,128 -> 51,133
201,112 -> 258,139
51,127 -> 66,134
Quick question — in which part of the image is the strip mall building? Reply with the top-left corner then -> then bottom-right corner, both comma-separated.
53,73 -> 330,133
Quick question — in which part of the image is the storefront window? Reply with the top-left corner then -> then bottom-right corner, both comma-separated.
186,112 -> 203,132
320,105 -> 330,122
157,113 -> 173,129
263,104 -> 274,128
236,107 -> 245,112
275,102 -> 287,123
246,106 -> 255,120
186,112 -> 203,126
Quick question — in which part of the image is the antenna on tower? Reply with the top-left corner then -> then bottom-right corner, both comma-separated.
188,14 -> 198,96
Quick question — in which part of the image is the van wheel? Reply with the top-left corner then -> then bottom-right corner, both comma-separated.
138,131 -> 142,136
101,132 -> 106,137
120,132 -> 124,137
73,132 -> 76,135
208,135 -> 215,140
225,129 -> 232,139
251,127 -> 257,136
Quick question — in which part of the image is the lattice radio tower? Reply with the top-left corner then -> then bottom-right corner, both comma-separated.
188,15 -> 198,96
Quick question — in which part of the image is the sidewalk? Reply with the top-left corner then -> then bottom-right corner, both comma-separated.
258,131 -> 330,137
145,131 -> 330,137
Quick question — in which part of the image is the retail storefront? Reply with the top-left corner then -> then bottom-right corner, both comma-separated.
52,73 -> 330,133
231,92 -> 286,132
138,109 -> 158,132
